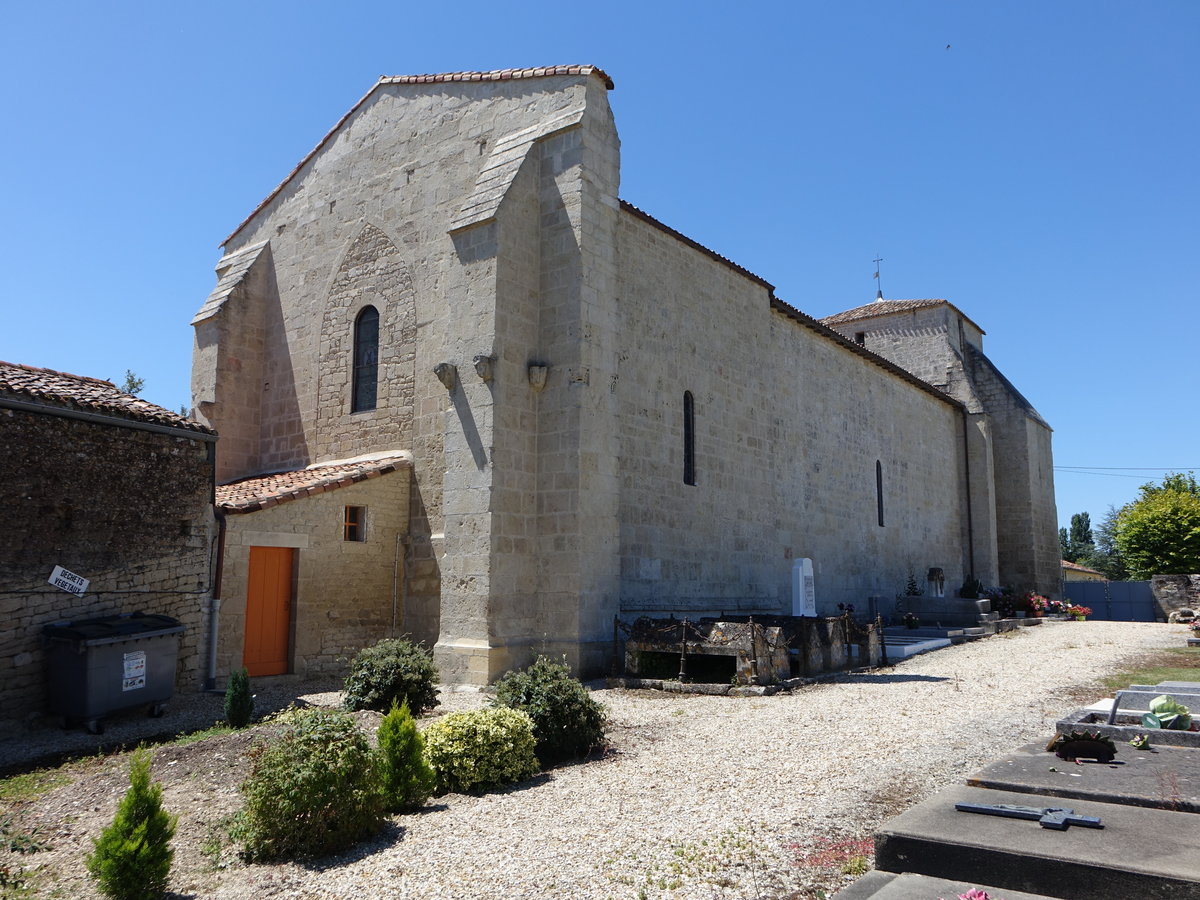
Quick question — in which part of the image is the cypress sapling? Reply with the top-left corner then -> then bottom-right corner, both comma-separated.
377,699 -> 435,812
224,668 -> 254,728
86,748 -> 177,900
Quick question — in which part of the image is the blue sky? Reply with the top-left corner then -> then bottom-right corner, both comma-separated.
1,1 -> 1195,528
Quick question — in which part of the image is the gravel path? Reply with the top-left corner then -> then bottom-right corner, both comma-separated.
11,621 -> 1188,899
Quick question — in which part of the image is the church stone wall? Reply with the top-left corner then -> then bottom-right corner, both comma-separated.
614,213 -> 972,615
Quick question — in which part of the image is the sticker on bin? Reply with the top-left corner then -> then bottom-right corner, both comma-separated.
123,651 -> 147,691
48,565 -> 89,595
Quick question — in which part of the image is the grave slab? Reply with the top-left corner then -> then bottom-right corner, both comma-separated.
832,871 -> 1064,900
874,783 -> 1200,899
967,741 -> 1200,813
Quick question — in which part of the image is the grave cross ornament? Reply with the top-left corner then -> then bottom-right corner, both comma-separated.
954,801 -> 1103,831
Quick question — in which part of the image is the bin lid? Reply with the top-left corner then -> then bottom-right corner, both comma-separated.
42,612 -> 185,643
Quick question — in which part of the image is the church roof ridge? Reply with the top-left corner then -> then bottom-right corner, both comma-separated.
223,65 -> 612,247
381,65 -> 614,90
619,200 -> 774,291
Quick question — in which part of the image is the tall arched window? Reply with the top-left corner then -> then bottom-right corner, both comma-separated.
683,391 -> 696,486
876,460 -> 885,527
351,305 -> 379,412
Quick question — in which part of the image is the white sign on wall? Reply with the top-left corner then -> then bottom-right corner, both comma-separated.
48,565 -> 89,595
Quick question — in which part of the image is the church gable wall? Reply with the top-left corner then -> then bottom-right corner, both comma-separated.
199,76 -> 600,664
615,213 -> 971,613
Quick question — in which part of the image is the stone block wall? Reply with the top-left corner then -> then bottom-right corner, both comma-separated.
1152,575 -> 1200,621
0,408 -> 214,732
218,467 -> 411,681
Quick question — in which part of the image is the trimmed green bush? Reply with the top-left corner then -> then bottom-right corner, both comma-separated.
223,668 -> 254,728
234,707 -> 383,860
343,639 -> 439,714
423,707 -> 539,794
493,655 -> 606,765
86,748 -> 176,900
377,700 -> 435,812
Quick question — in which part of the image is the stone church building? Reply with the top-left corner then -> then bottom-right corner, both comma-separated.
191,65 -> 1057,685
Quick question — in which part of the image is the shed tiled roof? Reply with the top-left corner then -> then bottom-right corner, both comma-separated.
1062,559 -> 1104,577
821,298 -> 986,335
0,361 -> 211,434
217,455 -> 411,514
224,65 -> 612,246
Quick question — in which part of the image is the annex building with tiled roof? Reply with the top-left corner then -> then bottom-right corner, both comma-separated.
0,362 -> 216,727
191,65 -> 1058,686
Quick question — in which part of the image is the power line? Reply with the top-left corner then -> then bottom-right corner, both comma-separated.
1055,466 -> 1197,470
1054,470 -> 1150,479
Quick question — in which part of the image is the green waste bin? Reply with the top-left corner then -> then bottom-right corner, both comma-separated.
43,612 -> 185,734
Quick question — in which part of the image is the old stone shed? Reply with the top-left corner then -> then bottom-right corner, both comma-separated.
0,362 -> 215,730
191,65 -> 1058,686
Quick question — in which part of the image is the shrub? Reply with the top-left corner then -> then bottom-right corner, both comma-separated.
223,668 -> 254,728
343,639 -> 439,714
423,707 -> 539,794
377,700 -> 435,813
492,656 -> 606,765
86,748 -> 176,900
234,707 -> 383,860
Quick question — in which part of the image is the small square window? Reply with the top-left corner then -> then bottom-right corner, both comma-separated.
854,331 -> 866,346
344,506 -> 366,542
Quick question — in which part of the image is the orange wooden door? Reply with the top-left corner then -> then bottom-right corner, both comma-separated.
244,546 -> 293,676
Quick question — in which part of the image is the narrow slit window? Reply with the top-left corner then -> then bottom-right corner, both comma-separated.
683,391 -> 696,486
351,306 -> 379,412
344,506 -> 366,542
875,460 -> 884,527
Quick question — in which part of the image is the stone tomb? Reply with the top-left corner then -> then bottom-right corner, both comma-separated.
1057,681 -> 1200,749
845,689 -> 1200,899
622,614 -> 882,685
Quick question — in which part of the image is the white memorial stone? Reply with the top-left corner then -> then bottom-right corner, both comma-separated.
792,558 -> 817,617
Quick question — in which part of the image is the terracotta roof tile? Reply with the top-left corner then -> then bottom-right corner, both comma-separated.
820,298 -> 948,325
0,360 -> 211,434
224,65 -> 612,247
380,65 -> 613,90
820,298 -> 986,335
1061,559 -> 1105,576
217,455 -> 411,514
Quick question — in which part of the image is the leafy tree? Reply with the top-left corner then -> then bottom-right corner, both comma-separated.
1114,473 -> 1200,579
1087,506 -> 1129,581
1060,511 -> 1095,563
118,370 -> 145,395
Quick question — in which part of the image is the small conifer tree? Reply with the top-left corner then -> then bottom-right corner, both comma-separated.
224,668 -> 254,728
376,699 -> 435,812
86,748 -> 176,900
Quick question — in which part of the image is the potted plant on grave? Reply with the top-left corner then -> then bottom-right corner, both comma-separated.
1067,604 -> 1092,621
1024,592 -> 1049,617
984,585 -> 1016,617
902,612 -> 921,630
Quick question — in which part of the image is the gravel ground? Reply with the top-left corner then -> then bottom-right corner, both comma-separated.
4,621 -> 1187,899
